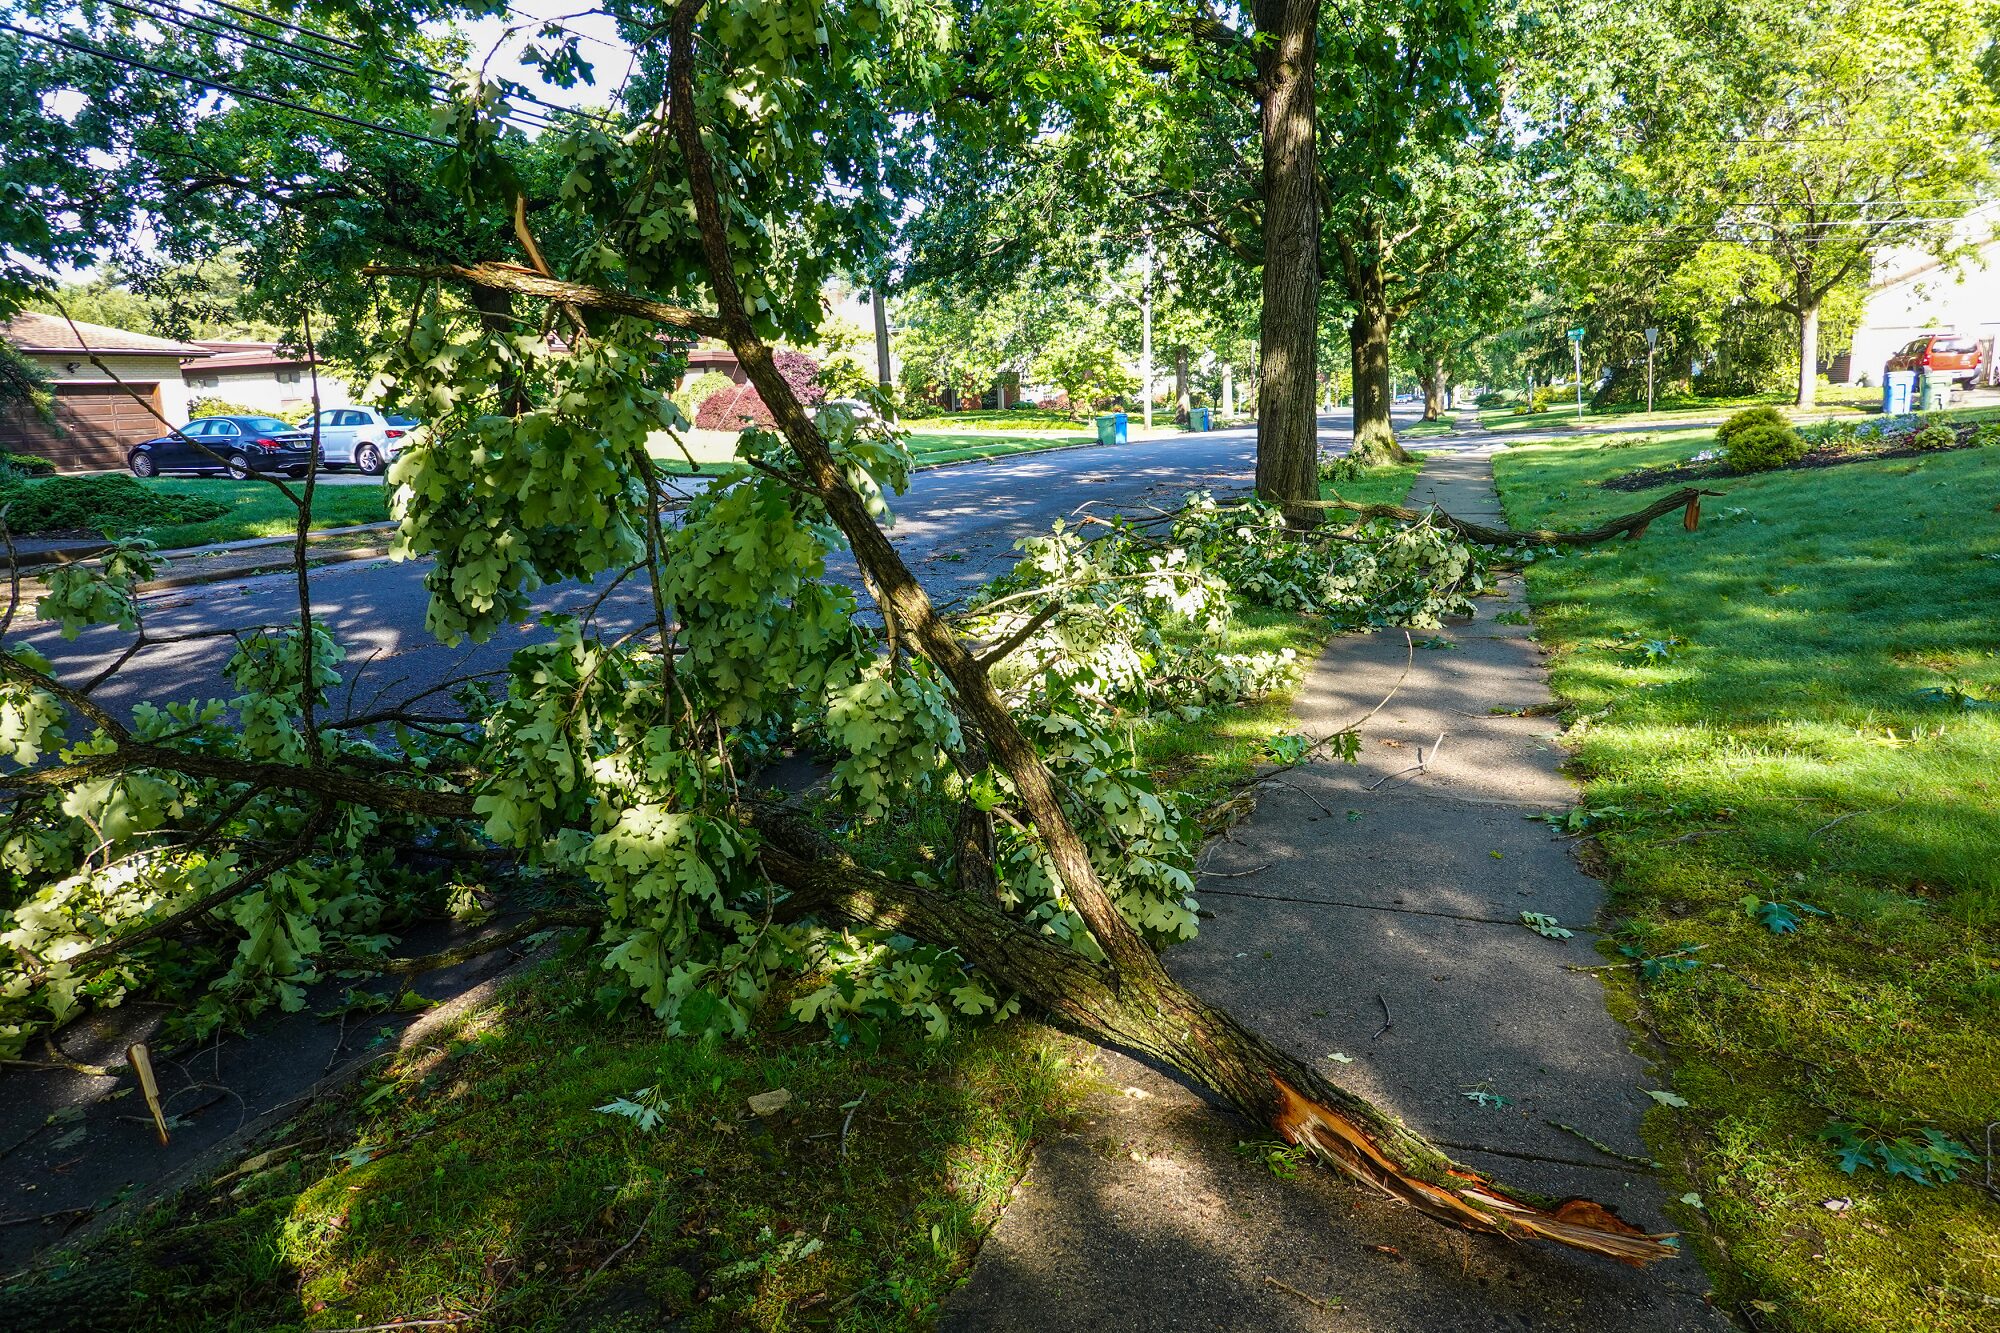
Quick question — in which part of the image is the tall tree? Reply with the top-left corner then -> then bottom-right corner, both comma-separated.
1626,0 -> 1997,408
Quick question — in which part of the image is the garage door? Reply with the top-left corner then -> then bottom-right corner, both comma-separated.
0,382 -> 163,472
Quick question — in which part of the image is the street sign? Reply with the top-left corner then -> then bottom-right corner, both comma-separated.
1644,326 -> 1660,349
1567,327 -> 1586,343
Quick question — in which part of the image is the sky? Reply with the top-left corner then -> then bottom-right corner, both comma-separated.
451,0 -> 637,115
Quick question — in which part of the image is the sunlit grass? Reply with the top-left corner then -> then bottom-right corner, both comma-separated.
1496,430 -> 2000,1333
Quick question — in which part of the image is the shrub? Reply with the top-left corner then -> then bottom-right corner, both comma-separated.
1474,391 -> 1507,408
0,474 -> 231,536
1908,422 -> 1957,452
1717,406 -> 1807,473
669,371 -> 733,424
0,452 -> 55,478
188,398 -> 311,426
693,350 -> 823,430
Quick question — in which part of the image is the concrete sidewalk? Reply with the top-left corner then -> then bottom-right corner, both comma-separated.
945,445 -> 1731,1332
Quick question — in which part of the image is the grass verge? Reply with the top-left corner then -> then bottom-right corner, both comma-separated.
122,479 -> 390,550
1494,428 -> 2000,1333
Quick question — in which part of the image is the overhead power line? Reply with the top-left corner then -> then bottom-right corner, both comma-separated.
200,0 -> 614,126
3,19 -> 457,145
101,0 -> 566,136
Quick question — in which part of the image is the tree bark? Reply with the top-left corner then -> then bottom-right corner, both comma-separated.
1174,345 -> 1190,425
1420,356 -> 1448,421
1347,286 -> 1406,464
1795,299 -> 1819,410
1252,0 -> 1323,519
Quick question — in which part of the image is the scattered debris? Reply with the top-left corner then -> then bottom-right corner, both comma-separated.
748,1088 -> 794,1117
1520,911 -> 1573,940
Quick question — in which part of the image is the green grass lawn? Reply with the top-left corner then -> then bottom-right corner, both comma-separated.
905,430 -> 1096,466
898,408 -> 1091,434
136,478 -> 391,549
1398,419 -> 1457,440
1495,429 -> 2000,1333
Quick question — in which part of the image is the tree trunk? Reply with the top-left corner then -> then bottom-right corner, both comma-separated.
1252,0 -> 1323,518
1347,277 -> 1408,465
1174,345 -> 1190,425
1795,300 -> 1819,410
1420,355 -> 1448,421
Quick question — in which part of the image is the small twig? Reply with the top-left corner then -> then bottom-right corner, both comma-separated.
1372,993 -> 1393,1041
1261,1275 -> 1334,1311
1546,1120 -> 1663,1170
1197,861 -> 1273,879
588,1204 -> 659,1282
1566,945 -> 1707,973
313,1317 -> 479,1333
1364,731 -> 1446,791
840,1089 -> 869,1159
1809,801 -> 1905,839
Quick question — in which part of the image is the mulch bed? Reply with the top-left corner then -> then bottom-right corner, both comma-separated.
1603,429 -> 1989,492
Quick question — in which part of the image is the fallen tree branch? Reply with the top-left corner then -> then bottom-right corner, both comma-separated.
748,804 -> 1676,1264
1308,487 -> 1724,546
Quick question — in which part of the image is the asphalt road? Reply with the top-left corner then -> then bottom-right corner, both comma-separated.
29,406 -> 1433,719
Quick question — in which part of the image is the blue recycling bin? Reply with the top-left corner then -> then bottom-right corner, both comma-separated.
1882,369 -> 1915,415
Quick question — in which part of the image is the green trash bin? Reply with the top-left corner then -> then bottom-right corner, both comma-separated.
1095,414 -> 1118,446
1188,407 -> 1212,432
1918,372 -> 1948,412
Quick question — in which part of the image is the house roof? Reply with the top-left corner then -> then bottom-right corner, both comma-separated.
3,311 -> 210,357
188,340 -> 317,373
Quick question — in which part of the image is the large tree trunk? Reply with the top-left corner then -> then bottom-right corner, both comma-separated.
1795,299 -> 1819,410
1252,0 -> 1323,519
1347,278 -> 1408,465
1174,345 -> 1190,425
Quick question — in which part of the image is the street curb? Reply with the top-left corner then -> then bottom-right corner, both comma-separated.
137,544 -> 395,593
4,521 -> 399,573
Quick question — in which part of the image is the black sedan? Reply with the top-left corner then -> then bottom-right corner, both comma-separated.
127,416 -> 320,479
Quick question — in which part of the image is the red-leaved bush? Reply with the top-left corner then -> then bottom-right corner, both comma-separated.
693,350 -> 824,429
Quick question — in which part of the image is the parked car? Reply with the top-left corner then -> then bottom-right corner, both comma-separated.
309,406 -> 421,475
1884,334 -> 1983,386
127,416 -> 317,479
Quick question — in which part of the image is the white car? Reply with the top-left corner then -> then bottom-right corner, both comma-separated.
309,407 -> 421,476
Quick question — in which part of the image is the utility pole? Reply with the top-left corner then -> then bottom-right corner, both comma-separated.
1139,230 -> 1155,430
1644,326 -> 1659,414
871,286 -> 892,387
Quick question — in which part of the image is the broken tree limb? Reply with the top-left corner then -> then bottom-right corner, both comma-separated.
360,261 -> 725,339
1308,486 -> 1725,546
749,804 -> 1676,1265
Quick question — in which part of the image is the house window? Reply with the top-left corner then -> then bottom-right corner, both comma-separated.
189,374 -> 220,389
275,370 -> 301,384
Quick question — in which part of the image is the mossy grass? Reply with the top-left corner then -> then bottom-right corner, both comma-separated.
1495,430 -> 2000,1333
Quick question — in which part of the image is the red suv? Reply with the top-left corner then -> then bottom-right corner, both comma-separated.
1885,334 -> 1984,386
